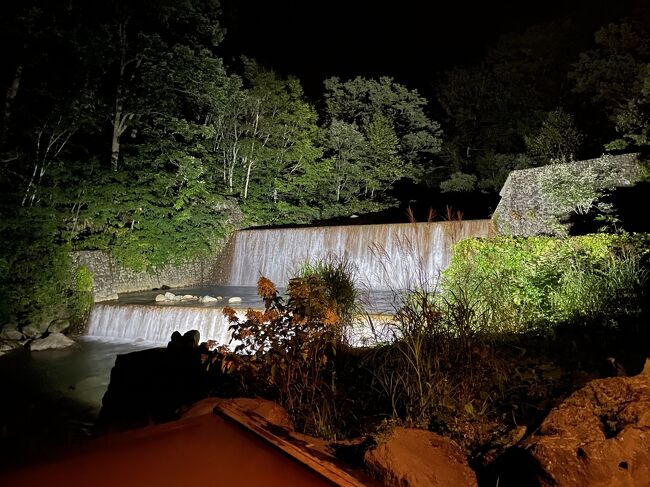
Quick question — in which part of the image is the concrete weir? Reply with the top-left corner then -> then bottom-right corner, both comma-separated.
225,219 -> 493,289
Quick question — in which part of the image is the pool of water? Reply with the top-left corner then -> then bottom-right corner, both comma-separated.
118,284 -> 402,314
0,338 -> 156,470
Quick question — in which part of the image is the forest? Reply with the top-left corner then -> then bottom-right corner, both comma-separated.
1,0 -> 649,327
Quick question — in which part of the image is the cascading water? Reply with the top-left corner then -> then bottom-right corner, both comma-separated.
85,220 -> 493,344
226,220 -> 493,289
85,303 -> 238,344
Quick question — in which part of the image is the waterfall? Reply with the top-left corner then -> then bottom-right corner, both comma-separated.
85,220 -> 492,344
86,303 -> 238,345
226,220 -> 492,289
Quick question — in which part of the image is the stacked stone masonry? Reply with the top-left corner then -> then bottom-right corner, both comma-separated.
492,153 -> 642,236
71,251 -> 218,301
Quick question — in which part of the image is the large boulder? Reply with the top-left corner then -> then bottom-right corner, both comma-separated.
47,318 -> 71,334
364,427 -> 477,487
519,360 -> 650,487
0,324 -> 23,341
21,324 -> 44,340
98,344 -> 206,430
29,332 -> 75,351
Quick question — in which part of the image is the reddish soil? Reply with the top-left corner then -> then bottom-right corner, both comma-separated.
0,410 -> 334,487
364,427 -> 477,487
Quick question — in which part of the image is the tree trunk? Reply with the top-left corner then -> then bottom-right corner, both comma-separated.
243,158 -> 254,200
111,106 -> 121,171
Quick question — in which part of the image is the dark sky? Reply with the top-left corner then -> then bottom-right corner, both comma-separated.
218,0 -> 631,97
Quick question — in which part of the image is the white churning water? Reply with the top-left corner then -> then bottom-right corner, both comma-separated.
226,220 -> 493,289
85,303 -> 239,345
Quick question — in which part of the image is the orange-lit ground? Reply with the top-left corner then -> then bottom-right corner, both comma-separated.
0,411 -> 334,487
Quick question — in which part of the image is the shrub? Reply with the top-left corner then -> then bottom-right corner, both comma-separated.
365,284 -> 505,448
443,233 -> 650,334
297,257 -> 360,342
224,274 -> 347,439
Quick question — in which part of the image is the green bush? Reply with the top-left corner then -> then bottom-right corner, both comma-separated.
297,257 -> 359,342
443,233 -> 650,334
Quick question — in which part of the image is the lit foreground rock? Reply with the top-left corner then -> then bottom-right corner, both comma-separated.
364,426 -> 478,487
520,359 -> 650,486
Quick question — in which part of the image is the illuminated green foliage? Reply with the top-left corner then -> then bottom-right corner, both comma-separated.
443,234 -> 650,333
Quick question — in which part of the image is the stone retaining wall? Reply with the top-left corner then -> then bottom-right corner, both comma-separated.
492,153 -> 642,236
71,251 -> 220,301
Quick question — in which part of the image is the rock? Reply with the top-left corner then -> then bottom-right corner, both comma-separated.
0,340 -> 23,356
29,333 -> 75,351
96,293 -> 119,302
164,292 -> 176,301
199,295 -> 219,303
155,294 -> 166,302
0,324 -> 23,341
168,330 -> 201,349
228,297 -> 242,303
167,331 -> 183,348
98,345 -> 206,429
519,360 -> 650,487
364,427 -> 477,487
180,295 -> 198,301
21,324 -> 43,339
183,330 -> 200,348
47,318 -> 71,334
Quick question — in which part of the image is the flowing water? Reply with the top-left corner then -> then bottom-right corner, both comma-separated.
226,220 -> 492,289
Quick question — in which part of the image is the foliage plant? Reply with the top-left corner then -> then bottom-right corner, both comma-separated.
0,205 -> 92,329
365,283 -> 505,449
296,257 -> 360,342
224,275 -> 346,439
443,233 -> 650,334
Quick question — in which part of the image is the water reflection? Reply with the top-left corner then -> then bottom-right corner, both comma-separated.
0,338 -> 155,469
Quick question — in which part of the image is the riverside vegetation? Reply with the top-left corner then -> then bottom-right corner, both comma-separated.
218,234 -> 649,475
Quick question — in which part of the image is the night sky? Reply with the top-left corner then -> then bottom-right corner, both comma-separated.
219,0 -> 635,98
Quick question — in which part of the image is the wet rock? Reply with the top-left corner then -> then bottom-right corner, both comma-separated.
47,318 -> 71,334
199,295 -> 219,303
164,292 -> 176,301
29,332 -> 75,351
0,324 -> 23,341
97,293 -> 119,302
228,297 -> 242,303
364,427 -> 477,487
167,330 -> 200,349
519,359 -> 650,487
155,294 -> 166,302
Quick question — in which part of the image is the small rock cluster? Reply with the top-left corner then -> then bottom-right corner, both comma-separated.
154,291 -> 242,304
0,318 -> 75,357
